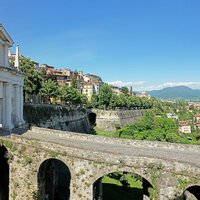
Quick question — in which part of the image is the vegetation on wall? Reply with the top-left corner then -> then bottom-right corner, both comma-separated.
60,85 -> 88,106
91,84 -> 154,110
95,110 -> 200,145
20,57 -> 43,95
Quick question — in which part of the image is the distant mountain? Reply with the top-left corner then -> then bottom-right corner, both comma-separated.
148,86 -> 200,100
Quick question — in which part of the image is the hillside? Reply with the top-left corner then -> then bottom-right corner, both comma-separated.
148,86 -> 200,100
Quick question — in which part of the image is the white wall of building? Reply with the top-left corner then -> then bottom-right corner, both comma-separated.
0,24 -> 24,130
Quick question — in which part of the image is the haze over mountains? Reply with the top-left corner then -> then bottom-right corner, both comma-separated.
148,86 -> 200,100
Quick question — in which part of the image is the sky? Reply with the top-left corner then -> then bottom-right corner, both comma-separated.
1,0 -> 200,91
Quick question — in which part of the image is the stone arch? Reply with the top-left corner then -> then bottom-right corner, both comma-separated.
37,158 -> 71,200
0,145 -> 9,200
92,170 -> 153,200
183,185 -> 200,200
88,112 -> 96,127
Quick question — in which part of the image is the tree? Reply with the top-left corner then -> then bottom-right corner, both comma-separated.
98,84 -> 113,109
109,93 -> 121,109
91,94 -> 99,108
119,94 -> 128,108
80,94 -> 88,105
130,86 -> 133,96
70,70 -> 78,88
39,79 -> 60,100
121,86 -> 129,96
20,57 -> 43,95
60,85 -> 82,105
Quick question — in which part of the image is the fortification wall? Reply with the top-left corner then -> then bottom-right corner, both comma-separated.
24,104 -> 91,133
0,129 -> 200,200
93,109 -> 144,131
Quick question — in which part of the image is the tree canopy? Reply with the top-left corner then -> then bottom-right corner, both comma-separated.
121,87 -> 129,96
92,84 -> 153,110
39,79 -> 60,98
60,85 -> 88,106
20,57 -> 43,95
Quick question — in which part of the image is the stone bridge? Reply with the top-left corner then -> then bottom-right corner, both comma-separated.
0,127 -> 200,200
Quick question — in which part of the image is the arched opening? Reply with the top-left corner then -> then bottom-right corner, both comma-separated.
93,172 -> 153,200
88,112 -> 96,127
38,159 -> 71,200
0,145 -> 9,200
183,185 -> 200,200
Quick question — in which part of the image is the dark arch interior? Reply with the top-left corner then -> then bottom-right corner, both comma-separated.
183,185 -> 200,200
38,159 -> 71,200
93,172 -> 153,200
88,112 -> 96,126
0,145 -> 9,200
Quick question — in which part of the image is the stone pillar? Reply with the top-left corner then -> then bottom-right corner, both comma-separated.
4,45 -> 9,67
0,82 -> 3,127
0,81 -> 3,98
19,85 -> 24,123
14,45 -> 20,70
5,82 -> 12,129
14,84 -> 20,125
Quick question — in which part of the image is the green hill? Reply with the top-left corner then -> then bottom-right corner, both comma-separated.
148,86 -> 200,100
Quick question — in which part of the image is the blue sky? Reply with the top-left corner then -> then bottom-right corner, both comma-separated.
1,0 -> 200,91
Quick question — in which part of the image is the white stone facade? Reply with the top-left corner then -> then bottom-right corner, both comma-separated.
0,24 -> 24,130
178,125 -> 191,134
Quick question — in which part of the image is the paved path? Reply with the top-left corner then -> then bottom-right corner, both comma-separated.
21,130 -> 200,167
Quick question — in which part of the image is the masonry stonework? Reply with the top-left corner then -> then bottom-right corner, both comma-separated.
24,105 -> 91,133
93,109 -> 144,131
0,127 -> 200,200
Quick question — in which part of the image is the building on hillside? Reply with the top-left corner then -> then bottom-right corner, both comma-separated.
81,74 -> 103,101
0,24 -> 25,130
194,113 -> 200,122
188,102 -> 200,110
167,113 -> 179,120
136,91 -> 151,99
194,122 -> 200,130
110,85 -> 122,95
41,65 -> 104,101
81,82 -> 95,102
83,74 -> 102,83
41,64 -> 73,86
178,121 -> 191,134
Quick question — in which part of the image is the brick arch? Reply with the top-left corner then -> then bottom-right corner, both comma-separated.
0,145 -> 9,200
88,112 -> 96,126
183,185 -> 200,200
89,166 -> 152,186
37,158 -> 71,200
91,168 -> 154,200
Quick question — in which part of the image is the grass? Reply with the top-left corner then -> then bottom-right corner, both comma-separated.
94,127 -> 135,140
102,175 -> 142,188
94,127 -> 200,145
94,127 -> 117,137
100,175 -> 143,200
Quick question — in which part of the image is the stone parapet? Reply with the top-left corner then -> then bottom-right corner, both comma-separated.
93,109 -> 144,131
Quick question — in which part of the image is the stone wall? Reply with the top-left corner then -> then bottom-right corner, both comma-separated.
0,132 -> 200,200
24,104 -> 91,133
93,109 -> 144,131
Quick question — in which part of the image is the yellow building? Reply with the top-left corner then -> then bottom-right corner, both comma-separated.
110,85 -> 122,95
81,82 -> 95,102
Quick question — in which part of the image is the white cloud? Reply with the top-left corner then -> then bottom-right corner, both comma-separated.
107,80 -> 146,87
107,80 -> 200,91
139,82 -> 200,91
